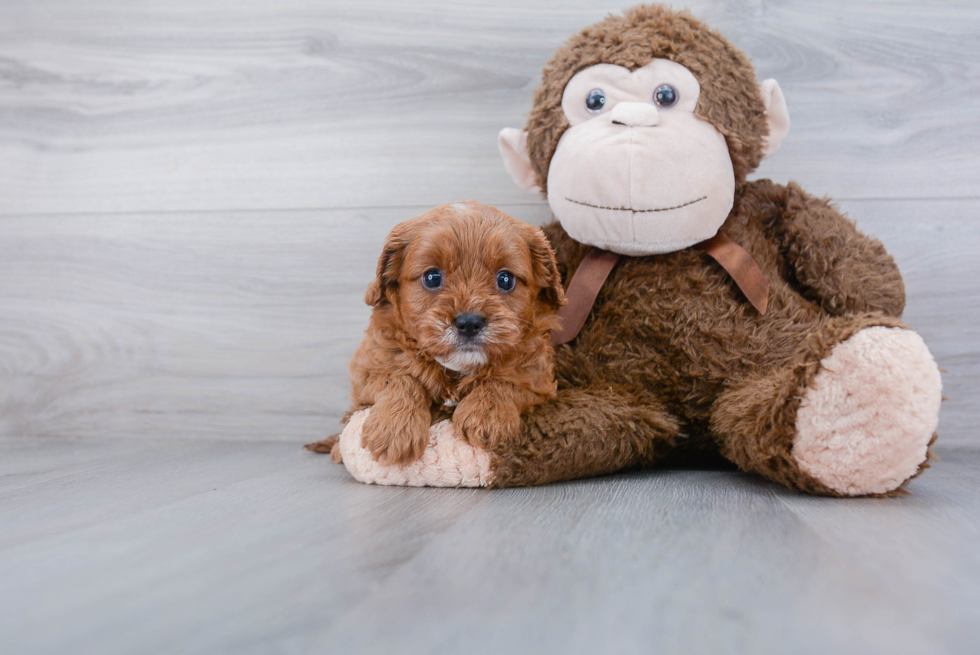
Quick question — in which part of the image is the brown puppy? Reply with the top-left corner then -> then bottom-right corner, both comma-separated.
306,201 -> 565,465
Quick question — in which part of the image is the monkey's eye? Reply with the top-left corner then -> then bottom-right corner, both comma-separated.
585,88 -> 606,114
654,84 -> 679,109
421,268 -> 443,290
496,270 -> 516,292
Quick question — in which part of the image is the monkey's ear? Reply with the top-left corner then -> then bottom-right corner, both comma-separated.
498,128 -> 542,194
522,224 -> 566,310
760,79 -> 790,158
365,225 -> 410,307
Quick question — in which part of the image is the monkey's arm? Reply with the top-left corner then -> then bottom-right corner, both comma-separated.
766,181 -> 905,317
488,385 -> 681,487
333,385 -> 680,487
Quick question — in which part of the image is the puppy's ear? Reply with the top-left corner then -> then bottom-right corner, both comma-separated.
522,224 -> 566,309
365,223 -> 412,307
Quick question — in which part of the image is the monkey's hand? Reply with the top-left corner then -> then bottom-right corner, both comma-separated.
360,376 -> 431,466
332,387 -> 681,489
771,181 -> 905,317
337,409 -> 494,487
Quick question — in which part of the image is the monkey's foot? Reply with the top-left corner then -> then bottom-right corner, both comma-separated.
336,408 -> 494,487
792,326 -> 942,496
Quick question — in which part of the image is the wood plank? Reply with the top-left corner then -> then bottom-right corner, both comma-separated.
311,453 -> 980,655
0,437 -> 977,654
0,437 -> 488,654
0,199 -> 976,445
1,0 -> 978,216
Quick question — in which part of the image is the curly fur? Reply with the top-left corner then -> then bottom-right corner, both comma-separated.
305,201 -> 565,465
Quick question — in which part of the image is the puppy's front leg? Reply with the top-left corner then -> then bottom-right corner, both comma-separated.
361,375 -> 432,465
453,381 -> 525,450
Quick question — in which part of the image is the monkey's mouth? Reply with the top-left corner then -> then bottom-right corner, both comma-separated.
564,195 -> 707,213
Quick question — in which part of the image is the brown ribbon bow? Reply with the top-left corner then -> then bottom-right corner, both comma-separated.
551,232 -> 770,346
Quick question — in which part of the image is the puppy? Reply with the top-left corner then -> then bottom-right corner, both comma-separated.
305,201 -> 565,466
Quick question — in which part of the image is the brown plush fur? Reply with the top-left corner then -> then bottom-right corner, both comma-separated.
487,180 -> 911,494
468,5 -> 922,496
305,201 -> 565,465
525,5 -> 769,194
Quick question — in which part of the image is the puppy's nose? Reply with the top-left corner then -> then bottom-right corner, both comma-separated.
454,313 -> 486,338
610,102 -> 660,127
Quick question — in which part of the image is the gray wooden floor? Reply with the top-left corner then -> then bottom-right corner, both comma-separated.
2,439 -> 979,654
1,0 -> 979,653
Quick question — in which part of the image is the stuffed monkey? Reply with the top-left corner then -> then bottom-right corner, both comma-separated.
327,4 -> 942,496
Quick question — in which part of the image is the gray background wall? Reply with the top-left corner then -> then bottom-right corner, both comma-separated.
1,0 -> 978,445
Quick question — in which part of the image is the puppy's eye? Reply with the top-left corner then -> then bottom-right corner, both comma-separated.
585,88 -> 606,114
653,84 -> 678,109
421,268 -> 443,290
496,270 -> 516,292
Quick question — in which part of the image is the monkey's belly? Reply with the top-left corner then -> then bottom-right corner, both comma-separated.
566,255 -> 826,423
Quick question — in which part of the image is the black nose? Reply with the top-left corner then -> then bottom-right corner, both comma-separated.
454,313 -> 486,338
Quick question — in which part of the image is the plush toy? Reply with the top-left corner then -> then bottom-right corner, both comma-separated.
329,4 -> 942,496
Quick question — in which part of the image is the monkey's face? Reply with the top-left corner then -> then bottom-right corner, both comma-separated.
547,59 -> 736,256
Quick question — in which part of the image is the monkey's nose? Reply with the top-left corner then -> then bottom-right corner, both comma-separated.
454,313 -> 486,339
610,102 -> 660,127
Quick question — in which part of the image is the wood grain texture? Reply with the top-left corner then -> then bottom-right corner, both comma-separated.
1,436 -> 977,655
0,0 -> 978,215
0,200 -> 975,444
1,2 -> 977,652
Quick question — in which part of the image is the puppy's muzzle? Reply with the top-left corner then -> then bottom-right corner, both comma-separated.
453,312 -> 486,340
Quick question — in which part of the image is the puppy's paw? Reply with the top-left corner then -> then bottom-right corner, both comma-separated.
361,404 -> 430,466
453,395 -> 521,450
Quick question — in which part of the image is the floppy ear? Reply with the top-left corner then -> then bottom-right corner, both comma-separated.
522,224 -> 566,310
760,79 -> 790,158
365,224 -> 411,307
499,128 -> 542,194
